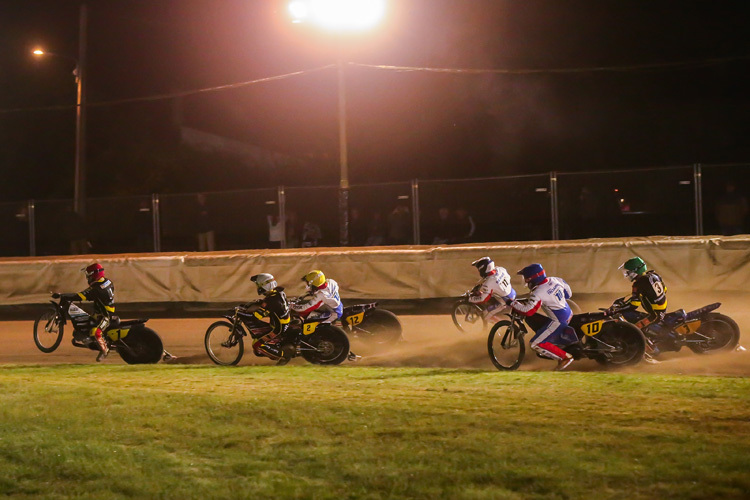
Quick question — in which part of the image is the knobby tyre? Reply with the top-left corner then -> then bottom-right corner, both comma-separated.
117,326 -> 164,364
33,307 -> 64,353
688,313 -> 740,354
204,321 -> 245,366
301,325 -> 350,365
487,320 -> 525,371
451,301 -> 487,334
355,309 -> 402,346
594,323 -> 645,367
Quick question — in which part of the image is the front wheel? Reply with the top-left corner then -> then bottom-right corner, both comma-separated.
301,325 -> 350,365
487,320 -> 525,371
452,301 -> 487,334
117,326 -> 164,364
33,307 -> 64,353
687,313 -> 740,354
204,321 -> 245,366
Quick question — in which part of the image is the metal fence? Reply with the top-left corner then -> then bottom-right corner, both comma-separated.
1,163 -> 748,257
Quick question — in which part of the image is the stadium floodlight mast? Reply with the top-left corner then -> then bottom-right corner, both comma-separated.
287,0 -> 387,246
31,4 -> 88,218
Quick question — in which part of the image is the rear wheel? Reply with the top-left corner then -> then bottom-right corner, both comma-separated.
353,309 -> 402,346
33,307 -> 64,353
204,321 -> 245,366
688,313 -> 740,354
117,326 -> 163,364
452,301 -> 487,334
301,325 -> 350,365
593,323 -> 645,367
487,320 -> 525,371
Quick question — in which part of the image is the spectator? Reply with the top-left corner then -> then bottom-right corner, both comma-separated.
286,210 -> 301,248
196,193 -> 215,251
64,208 -> 91,255
301,220 -> 322,247
365,211 -> 386,246
454,207 -> 476,243
349,208 -> 367,246
431,207 -> 455,245
136,199 -> 153,252
715,181 -> 748,236
267,214 -> 284,249
387,205 -> 411,245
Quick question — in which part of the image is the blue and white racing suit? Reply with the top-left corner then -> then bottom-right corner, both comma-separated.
508,277 -> 574,361
291,279 -> 343,323
468,268 -> 516,319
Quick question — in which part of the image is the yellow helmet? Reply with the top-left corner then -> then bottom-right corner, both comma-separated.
302,269 -> 326,290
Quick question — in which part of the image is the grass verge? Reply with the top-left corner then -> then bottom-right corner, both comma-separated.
0,365 -> 748,499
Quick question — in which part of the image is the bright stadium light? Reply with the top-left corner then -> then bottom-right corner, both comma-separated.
288,0 -> 386,32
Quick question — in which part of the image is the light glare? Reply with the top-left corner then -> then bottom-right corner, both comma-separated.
289,0 -> 386,32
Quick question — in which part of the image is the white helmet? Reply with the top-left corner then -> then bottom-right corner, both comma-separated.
250,273 -> 277,295
471,257 -> 496,278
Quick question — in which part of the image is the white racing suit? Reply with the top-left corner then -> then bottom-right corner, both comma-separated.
291,279 -> 343,323
468,267 -> 517,320
508,277 -> 575,361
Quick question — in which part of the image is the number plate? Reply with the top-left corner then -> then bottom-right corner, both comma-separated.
303,322 -> 319,335
581,320 -> 604,336
346,312 -> 365,326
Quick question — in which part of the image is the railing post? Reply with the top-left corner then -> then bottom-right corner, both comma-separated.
152,193 -> 161,252
550,172 -> 559,240
693,163 -> 703,236
28,199 -> 36,257
278,185 -> 287,249
411,179 -> 420,245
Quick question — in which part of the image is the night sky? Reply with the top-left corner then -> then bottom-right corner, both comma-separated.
1,0 -> 749,201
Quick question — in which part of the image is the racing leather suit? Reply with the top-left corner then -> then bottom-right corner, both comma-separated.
618,270 -> 668,343
247,287 -> 292,358
63,277 -> 116,338
508,277 -> 574,361
291,279 -> 343,323
468,268 -> 517,318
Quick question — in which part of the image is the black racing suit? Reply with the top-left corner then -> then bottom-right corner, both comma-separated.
63,277 -> 116,336
246,286 -> 291,358
618,270 -> 669,344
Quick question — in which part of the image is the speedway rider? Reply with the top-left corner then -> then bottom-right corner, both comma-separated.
291,270 -> 343,324
54,263 -> 114,361
243,273 -> 292,362
506,263 -> 577,371
467,257 -> 516,322
610,256 -> 668,359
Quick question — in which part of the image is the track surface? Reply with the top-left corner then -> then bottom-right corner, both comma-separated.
6,293 -> 749,375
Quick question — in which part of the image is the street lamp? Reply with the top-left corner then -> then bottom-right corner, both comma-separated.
288,0 -> 387,246
31,4 -> 88,217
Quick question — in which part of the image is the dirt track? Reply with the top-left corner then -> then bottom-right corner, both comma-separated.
4,292 -> 749,375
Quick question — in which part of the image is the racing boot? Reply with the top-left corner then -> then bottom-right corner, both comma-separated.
257,342 -> 282,360
555,354 -> 574,371
92,327 -> 109,362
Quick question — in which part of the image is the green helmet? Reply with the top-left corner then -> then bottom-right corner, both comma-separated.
619,257 -> 647,281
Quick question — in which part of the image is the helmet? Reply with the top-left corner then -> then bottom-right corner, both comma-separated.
84,263 -> 105,284
471,257 -> 496,278
302,270 -> 326,291
619,257 -> 647,281
518,263 -> 546,288
250,273 -> 277,295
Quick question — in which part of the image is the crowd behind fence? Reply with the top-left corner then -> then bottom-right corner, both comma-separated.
1,163 -> 748,257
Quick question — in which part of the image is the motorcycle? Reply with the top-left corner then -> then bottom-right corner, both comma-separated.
487,303 -> 646,371
614,300 -> 741,356
454,285 -> 581,335
204,303 -> 352,366
338,302 -> 403,346
33,294 -> 164,364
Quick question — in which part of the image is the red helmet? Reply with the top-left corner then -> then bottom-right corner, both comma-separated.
84,263 -> 105,283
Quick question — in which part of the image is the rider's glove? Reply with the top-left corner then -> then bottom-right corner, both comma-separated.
504,297 -> 513,306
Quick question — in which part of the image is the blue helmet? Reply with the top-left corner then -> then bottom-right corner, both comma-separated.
518,263 -> 546,288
